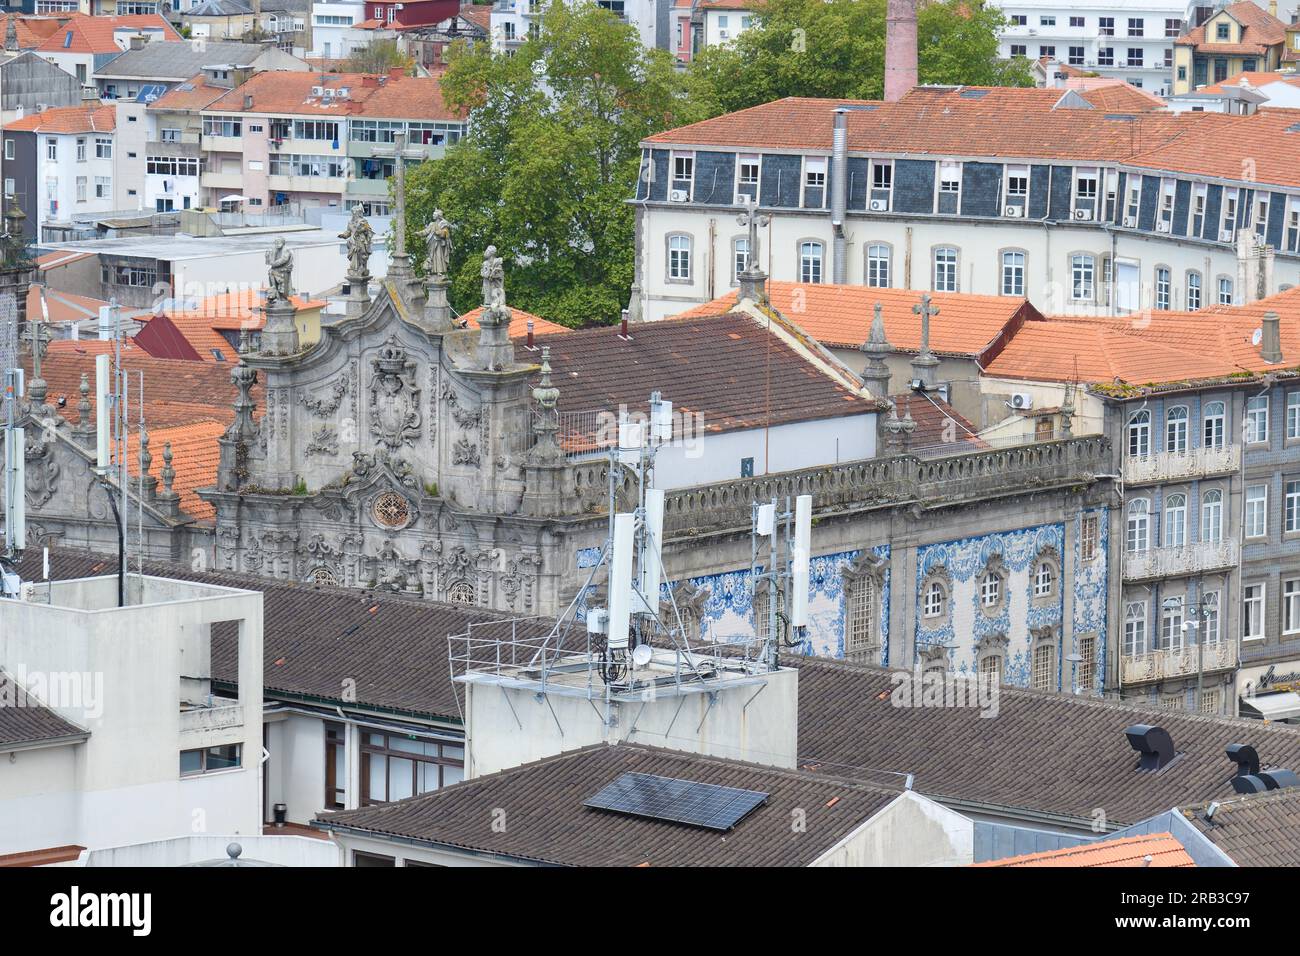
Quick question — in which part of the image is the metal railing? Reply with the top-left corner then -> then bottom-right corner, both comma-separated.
1123,445 -> 1240,485
1122,539 -> 1239,581
1120,638 -> 1238,684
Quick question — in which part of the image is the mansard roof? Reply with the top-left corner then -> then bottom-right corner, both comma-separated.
642,87 -> 1300,191
534,311 -> 875,435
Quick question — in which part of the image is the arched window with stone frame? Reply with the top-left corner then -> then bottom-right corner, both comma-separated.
920,565 -> 952,623
1031,547 -> 1060,605
1030,625 -> 1058,692
842,552 -> 887,662
660,580 -> 711,642
977,554 -> 1007,616
975,631 -> 1008,687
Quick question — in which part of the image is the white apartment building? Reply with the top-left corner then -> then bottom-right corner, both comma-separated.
5,105 -> 121,243
670,0 -> 757,63
490,0 -> 670,53
311,0 -> 367,59
0,573 -> 264,857
990,0 -> 1193,93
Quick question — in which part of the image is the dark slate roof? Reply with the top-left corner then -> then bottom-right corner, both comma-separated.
795,658 -> 1300,827
93,39 -> 276,78
0,672 -> 88,750
314,743 -> 901,866
17,549 -> 523,722
1181,789 -> 1300,866
536,313 -> 873,437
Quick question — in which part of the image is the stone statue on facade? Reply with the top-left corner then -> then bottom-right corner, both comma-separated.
339,206 -> 373,282
481,245 -> 505,310
265,238 -> 294,303
421,209 -> 452,279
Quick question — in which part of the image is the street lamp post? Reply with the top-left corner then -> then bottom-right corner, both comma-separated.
1164,593 -> 1214,712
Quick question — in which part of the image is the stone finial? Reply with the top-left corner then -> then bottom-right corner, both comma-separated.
161,441 -> 175,494
910,293 -> 940,391
138,425 -> 159,500
527,346 -> 564,464
2,193 -> 30,267
75,372 -> 93,437
229,360 -> 258,439
859,302 -> 893,399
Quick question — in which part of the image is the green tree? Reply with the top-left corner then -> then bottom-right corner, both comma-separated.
406,3 -> 706,327
688,0 -> 1032,115
343,39 -> 412,75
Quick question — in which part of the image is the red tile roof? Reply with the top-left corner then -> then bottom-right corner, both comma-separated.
1197,69 -> 1300,94
459,305 -> 568,338
148,73 -> 229,112
974,833 -> 1196,867
0,13 -> 63,49
1076,82 -> 1167,113
203,69 -> 465,121
5,104 -> 116,134
646,87 -> 1186,163
34,13 -> 180,54
125,419 -> 227,521
1176,1 -> 1286,54
459,3 -> 490,32
26,285 -> 107,325
674,282 -> 1037,358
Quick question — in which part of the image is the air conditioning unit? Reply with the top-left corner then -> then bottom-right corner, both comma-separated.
1074,208 -> 1093,221
1010,392 -> 1034,410
869,198 -> 888,211
1004,205 -> 1023,217
311,85 -> 324,96
719,29 -> 729,39
1156,220 -> 1171,233
1220,228 -> 1235,242
1123,215 -> 1137,227
669,189 -> 689,202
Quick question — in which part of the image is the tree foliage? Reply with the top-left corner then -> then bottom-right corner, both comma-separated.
687,0 -> 1033,115
406,3 -> 706,327
343,39 -> 412,75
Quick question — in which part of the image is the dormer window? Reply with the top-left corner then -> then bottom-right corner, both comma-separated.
1216,22 -> 1230,41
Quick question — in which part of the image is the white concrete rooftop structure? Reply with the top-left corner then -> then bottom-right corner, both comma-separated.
0,573 -> 263,857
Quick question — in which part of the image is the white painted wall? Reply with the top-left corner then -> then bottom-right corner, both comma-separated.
812,790 -> 975,866
77,833 -> 342,866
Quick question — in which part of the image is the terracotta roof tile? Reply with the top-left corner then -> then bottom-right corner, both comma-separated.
203,69 -> 464,120
459,305 -> 567,337
0,14 -> 61,49
975,832 -> 1196,867
674,282 -> 1036,357
5,105 -> 116,134
1175,1 -> 1286,53
459,3 -> 490,31
34,13 -> 180,54
1077,83 -> 1167,112
148,73 -> 229,112
1197,69 -> 1300,94
316,743 -> 902,866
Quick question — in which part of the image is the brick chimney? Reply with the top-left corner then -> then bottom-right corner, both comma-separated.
884,0 -> 918,103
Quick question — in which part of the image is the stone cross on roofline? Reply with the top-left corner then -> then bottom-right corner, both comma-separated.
736,194 -> 769,302
910,293 -> 940,391
373,131 -> 426,278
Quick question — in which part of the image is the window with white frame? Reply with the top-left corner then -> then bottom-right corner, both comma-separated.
1005,165 -> 1028,200
1289,200 -> 1300,251
94,177 -> 111,199
980,571 -> 1001,608
939,161 -> 961,194
1081,513 -> 1100,562
1218,276 -> 1233,305
671,151 -> 694,193
1126,498 -> 1150,552
1201,488 -> 1223,543
95,137 -> 112,159
923,580 -> 946,618
1246,395 -> 1269,443
871,160 -> 892,191
1001,250 -> 1025,296
1255,195 -> 1269,237
933,247 -> 957,292
1203,400 -> 1225,448
1222,189 -> 1238,239
1286,479 -> 1300,533
846,576 -> 876,652
75,177 -> 86,202
1245,484 -> 1268,538
866,244 -> 891,288
1128,409 -> 1150,458
45,138 -> 57,161
1077,635 -> 1096,689
76,138 -> 86,162
803,156 -> 827,201
1124,602 -> 1147,655
800,240 -> 824,284
1071,254 -> 1094,301
1192,184 -> 1207,236
1244,584 -> 1265,640
1166,405 -> 1188,454
1202,590 -> 1221,644
1034,560 -> 1054,597
1155,266 -> 1171,310
1186,271 -> 1201,311
1287,391 -> 1299,440
667,234 -> 691,281
1128,17 -> 1144,36
1075,167 -> 1098,204
979,654 -> 1003,685
1163,493 -> 1187,548
736,153 -> 759,200
732,237 -> 749,284
1286,579 -> 1300,635
1160,598 -> 1184,651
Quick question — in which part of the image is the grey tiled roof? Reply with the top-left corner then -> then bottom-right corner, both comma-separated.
0,672 -> 88,750
795,657 -> 1300,827
315,743 -> 901,866
1182,789 -> 1300,866
94,40 -> 279,78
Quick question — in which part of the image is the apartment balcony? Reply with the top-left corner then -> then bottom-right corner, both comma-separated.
200,135 -> 243,154
1123,445 -> 1240,485
1123,539 -> 1239,582
179,698 -> 244,738
346,177 -> 391,197
1120,639 -> 1238,685
267,174 -> 347,195
147,134 -> 201,152
200,171 -> 246,191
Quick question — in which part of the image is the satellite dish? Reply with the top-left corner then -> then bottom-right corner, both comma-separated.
631,644 -> 653,668
1252,328 -> 1263,346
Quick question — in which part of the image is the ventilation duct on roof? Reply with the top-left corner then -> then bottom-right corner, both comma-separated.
1259,768 -> 1300,790
1231,774 -> 1270,794
1226,743 -> 1259,776
1125,724 -> 1175,772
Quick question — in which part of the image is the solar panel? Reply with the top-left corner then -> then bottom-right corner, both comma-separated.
585,772 -> 769,831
